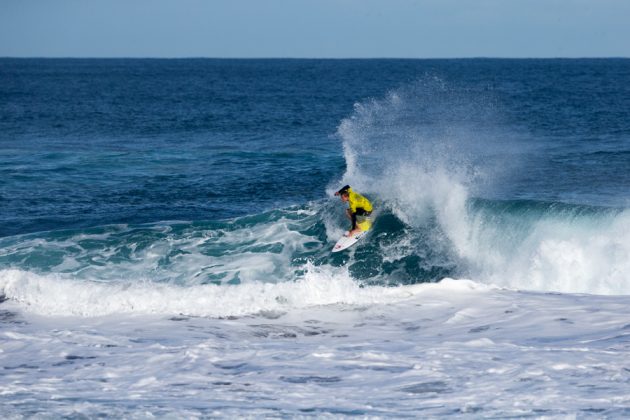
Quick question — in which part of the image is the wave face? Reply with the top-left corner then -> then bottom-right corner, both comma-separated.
0,200 -> 454,316
2,199 -> 627,317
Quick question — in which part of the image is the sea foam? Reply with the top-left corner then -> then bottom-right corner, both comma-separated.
0,265 -> 486,317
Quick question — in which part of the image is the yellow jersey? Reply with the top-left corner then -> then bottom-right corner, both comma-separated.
347,188 -> 373,214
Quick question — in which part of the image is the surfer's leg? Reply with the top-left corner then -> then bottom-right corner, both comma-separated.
355,209 -> 372,231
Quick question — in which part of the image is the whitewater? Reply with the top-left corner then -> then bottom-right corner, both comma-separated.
1,59 -> 630,418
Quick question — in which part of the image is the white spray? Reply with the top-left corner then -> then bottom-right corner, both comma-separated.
336,79 -> 630,295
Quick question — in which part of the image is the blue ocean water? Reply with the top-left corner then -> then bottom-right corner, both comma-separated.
1,59 -> 630,417
1,59 -> 629,285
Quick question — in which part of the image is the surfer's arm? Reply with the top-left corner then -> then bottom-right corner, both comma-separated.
348,201 -> 358,228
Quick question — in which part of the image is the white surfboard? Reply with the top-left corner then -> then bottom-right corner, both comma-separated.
332,230 -> 368,253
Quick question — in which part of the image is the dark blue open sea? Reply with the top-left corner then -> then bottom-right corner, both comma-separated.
1,59 -> 630,417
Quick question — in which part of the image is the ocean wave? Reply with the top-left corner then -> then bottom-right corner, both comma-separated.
333,78 -> 630,295
1,195 -> 629,302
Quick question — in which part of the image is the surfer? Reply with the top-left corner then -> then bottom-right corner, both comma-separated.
334,185 -> 373,237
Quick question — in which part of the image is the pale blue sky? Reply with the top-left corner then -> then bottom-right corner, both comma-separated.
1,0 -> 629,58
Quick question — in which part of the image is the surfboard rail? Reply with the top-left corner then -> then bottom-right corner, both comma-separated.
332,230 -> 367,252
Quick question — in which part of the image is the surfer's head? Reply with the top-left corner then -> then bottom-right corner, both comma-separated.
335,185 -> 351,201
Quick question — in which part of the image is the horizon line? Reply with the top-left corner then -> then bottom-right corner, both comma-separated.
2,56 -> 630,60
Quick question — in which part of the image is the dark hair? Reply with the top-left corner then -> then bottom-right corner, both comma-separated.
336,185 -> 350,196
